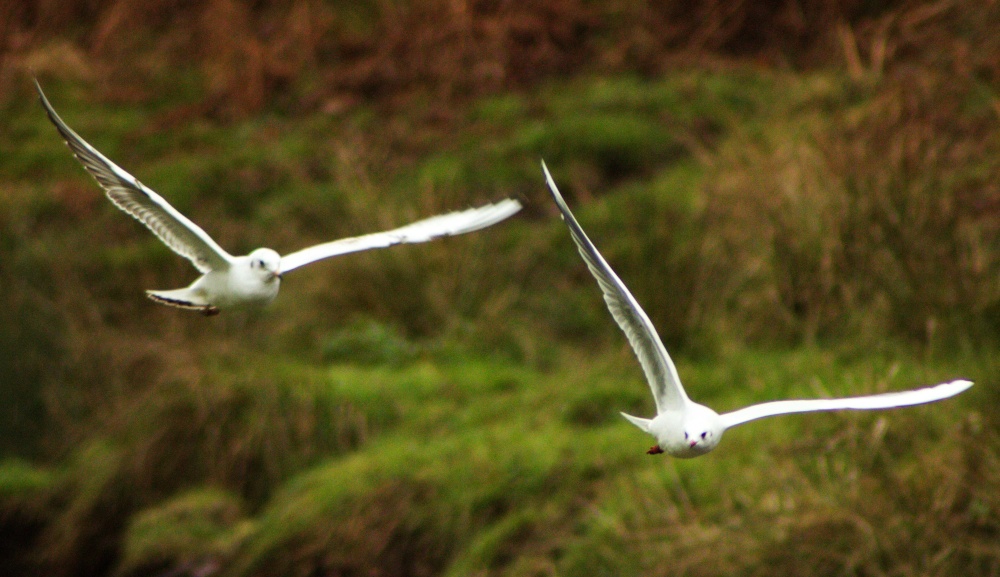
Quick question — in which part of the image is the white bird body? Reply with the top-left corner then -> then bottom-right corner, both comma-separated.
541,160 -> 972,458
146,249 -> 283,312
37,80 -> 522,315
622,403 -> 723,458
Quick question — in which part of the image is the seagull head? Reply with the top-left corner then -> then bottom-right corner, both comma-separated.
682,427 -> 716,452
248,248 -> 282,281
677,405 -> 724,456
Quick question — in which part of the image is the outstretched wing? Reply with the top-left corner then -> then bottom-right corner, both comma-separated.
542,161 -> 689,414
279,198 -> 522,273
719,379 -> 973,429
36,79 -> 232,273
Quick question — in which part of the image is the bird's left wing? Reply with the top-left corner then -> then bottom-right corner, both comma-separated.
719,379 -> 972,429
279,199 -> 521,273
36,79 -> 233,273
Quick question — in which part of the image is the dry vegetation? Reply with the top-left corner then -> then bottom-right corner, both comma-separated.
1,1 -> 999,576
3,0 -> 917,114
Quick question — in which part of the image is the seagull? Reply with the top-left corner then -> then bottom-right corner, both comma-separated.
541,161 -> 972,458
35,79 -> 522,315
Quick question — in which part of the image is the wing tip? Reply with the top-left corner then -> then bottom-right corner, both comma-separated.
942,379 -> 974,394
539,159 -> 557,195
34,78 -> 61,124
444,197 -> 523,233
487,197 -> 523,220
539,159 -> 571,222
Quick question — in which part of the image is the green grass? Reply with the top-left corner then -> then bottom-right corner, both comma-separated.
210,349 -> 984,576
0,62 -> 997,576
118,487 -> 252,577
0,334 -> 991,575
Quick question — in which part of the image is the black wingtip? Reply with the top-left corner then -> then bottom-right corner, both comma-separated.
539,159 -> 571,222
33,76 -> 48,104
539,159 -> 553,186
33,77 -> 62,129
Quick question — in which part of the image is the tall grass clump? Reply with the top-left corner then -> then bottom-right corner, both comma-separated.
0,459 -> 59,576
228,423 -> 631,577
26,357 -> 396,576
699,71 -> 1000,348
116,487 -> 252,577
828,75 -> 1000,344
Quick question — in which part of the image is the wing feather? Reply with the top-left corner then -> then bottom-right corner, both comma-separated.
542,161 -> 688,414
719,379 -> 973,429
36,79 -> 232,273
279,199 -> 522,273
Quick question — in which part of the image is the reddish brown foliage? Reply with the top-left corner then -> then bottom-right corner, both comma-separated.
2,0 -> 932,115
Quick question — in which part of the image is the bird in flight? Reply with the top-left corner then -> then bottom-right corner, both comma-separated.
541,160 -> 971,458
36,79 -> 522,315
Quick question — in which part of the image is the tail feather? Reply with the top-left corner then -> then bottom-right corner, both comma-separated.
146,289 -> 217,315
620,412 -> 652,433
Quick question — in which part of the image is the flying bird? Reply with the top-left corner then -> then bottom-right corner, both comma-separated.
541,160 -> 971,458
36,79 -> 522,315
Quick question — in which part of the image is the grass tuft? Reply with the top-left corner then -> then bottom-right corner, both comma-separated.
117,487 -> 252,577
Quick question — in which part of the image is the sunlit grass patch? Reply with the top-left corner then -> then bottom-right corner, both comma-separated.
231,420 -> 632,577
117,487 -> 252,577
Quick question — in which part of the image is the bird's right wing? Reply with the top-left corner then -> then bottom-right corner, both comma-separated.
719,379 -> 972,429
279,199 -> 522,273
542,161 -> 689,414
36,79 -> 233,273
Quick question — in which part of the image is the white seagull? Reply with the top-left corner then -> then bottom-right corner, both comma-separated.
541,161 -> 972,458
36,80 -> 522,315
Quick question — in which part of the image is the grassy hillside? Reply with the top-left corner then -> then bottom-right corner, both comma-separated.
2,1 -> 999,575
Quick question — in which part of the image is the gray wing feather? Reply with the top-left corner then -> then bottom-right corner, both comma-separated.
279,199 -> 522,274
36,79 -> 232,273
542,161 -> 688,414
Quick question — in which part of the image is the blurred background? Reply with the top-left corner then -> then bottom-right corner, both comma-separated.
2,1 -> 1000,575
